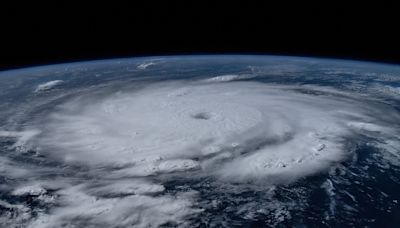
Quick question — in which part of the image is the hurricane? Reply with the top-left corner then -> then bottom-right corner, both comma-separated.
1,55 -> 400,227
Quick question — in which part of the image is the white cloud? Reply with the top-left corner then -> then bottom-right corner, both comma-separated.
204,74 -> 255,82
29,185 -> 200,228
3,79 -> 400,226
12,184 -> 47,196
27,82 -> 400,183
34,80 -> 64,92
137,61 -> 157,70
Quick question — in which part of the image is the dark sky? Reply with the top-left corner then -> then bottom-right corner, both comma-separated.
1,2 -> 399,70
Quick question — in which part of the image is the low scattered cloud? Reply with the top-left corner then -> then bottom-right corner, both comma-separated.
34,80 -> 64,92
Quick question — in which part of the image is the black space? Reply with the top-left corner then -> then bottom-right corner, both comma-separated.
1,2 -> 400,70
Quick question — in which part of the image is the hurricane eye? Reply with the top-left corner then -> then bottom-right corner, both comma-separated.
191,112 -> 211,120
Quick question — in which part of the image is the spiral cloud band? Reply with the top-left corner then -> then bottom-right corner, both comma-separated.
2,60 -> 400,227
31,80 -> 400,188
32,81 -> 378,183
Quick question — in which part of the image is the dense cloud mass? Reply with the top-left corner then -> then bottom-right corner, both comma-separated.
1,56 -> 400,227
31,82 -> 394,182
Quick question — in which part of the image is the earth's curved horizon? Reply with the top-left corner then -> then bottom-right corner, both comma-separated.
1,55 -> 400,227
